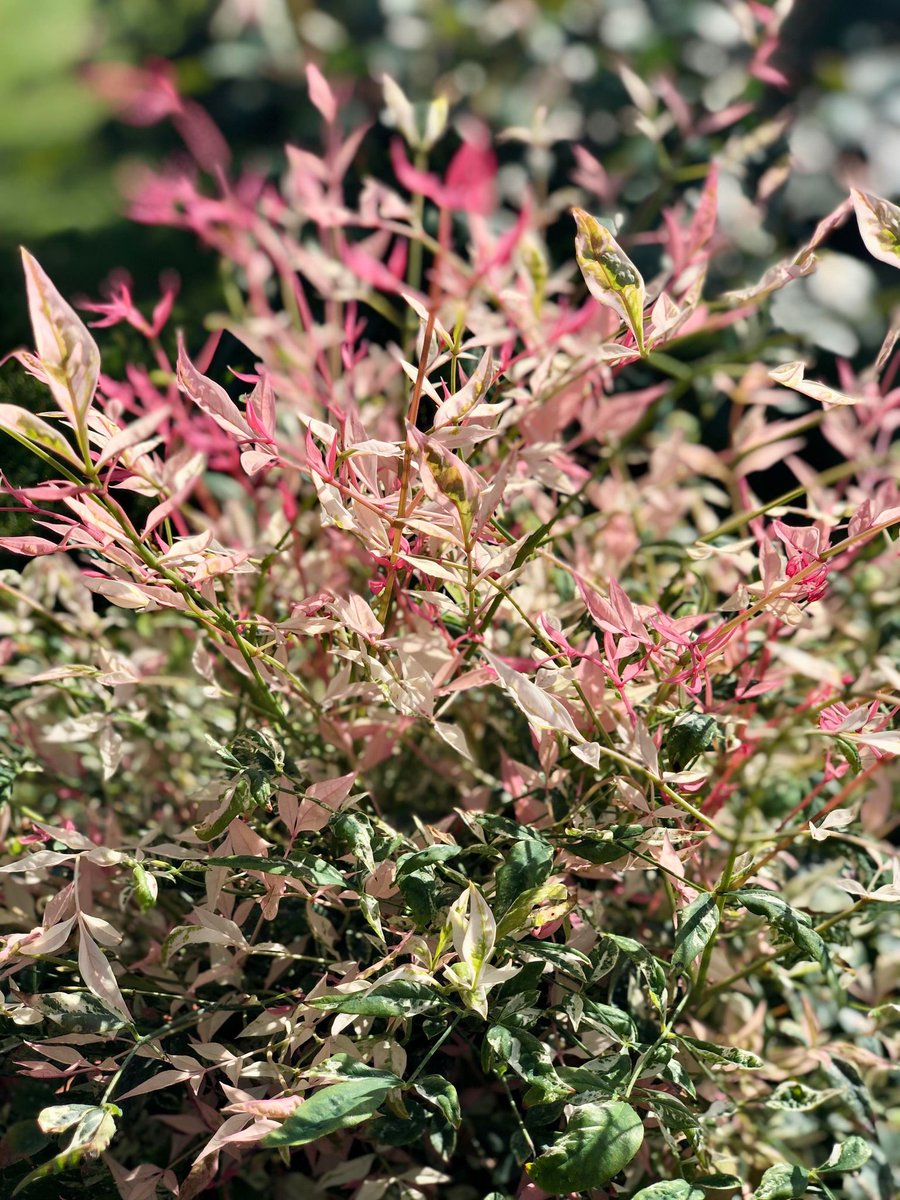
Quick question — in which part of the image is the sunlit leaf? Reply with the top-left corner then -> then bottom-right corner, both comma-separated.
572,207 -> 646,353
526,1100 -> 643,1192
260,1079 -> 394,1148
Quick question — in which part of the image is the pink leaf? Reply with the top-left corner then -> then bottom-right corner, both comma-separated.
306,63 -> 337,125
0,535 -> 59,556
77,925 -> 131,1023
176,335 -> 254,440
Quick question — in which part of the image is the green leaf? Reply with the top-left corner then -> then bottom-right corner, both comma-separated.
693,1174 -> 742,1195
680,1035 -> 764,1069
484,1024 -> 571,1103
575,997 -> 638,1046
822,1057 -> 875,1127
305,979 -> 446,1018
817,1136 -> 872,1174
573,208 -> 647,353
599,933 -> 667,1010
561,824 -> 644,865
260,1078 -> 394,1148
557,1056 -> 632,1096
731,890 -> 830,973
413,1076 -> 461,1128
29,990 -> 129,1034
672,893 -> 721,972
206,852 -> 344,888
631,1183 -> 705,1200
643,1090 -> 701,1132
664,714 -> 720,771
307,1055 -> 403,1086
494,837 -> 554,917
518,939 -> 592,978
765,1081 -> 841,1112
12,1104 -> 118,1195
526,1100 -> 644,1192
752,1164 -> 810,1199
332,812 -> 376,875
832,736 -> 862,776
192,783 -> 256,842
494,882 -> 571,941
396,844 -> 461,878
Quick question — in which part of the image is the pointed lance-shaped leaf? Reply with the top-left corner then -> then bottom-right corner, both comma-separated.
20,249 -> 100,443
0,403 -> 83,468
851,188 -> 900,269
671,893 -> 721,972
572,207 -> 646,354
176,334 -> 254,440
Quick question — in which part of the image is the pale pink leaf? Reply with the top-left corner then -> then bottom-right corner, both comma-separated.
77,928 -> 131,1023
306,63 -> 337,125
21,248 -> 100,434
0,535 -> 59,556
483,649 -> 583,741
95,407 -> 170,468
176,335 -> 254,439
769,361 -> 863,408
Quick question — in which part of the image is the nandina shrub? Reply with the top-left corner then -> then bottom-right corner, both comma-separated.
0,57 -> 899,1200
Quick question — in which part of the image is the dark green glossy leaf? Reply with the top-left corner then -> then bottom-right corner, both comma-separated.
206,852 -> 344,888
494,837 -> 554,916
526,1100 -> 643,1192
260,1078 -> 393,1148
599,933 -> 667,1010
730,890 -> 829,972
485,1024 -> 570,1103
305,979 -> 446,1018
413,1076 -> 461,1128
664,714 -> 720,772
672,893 -> 720,972
331,812 -> 376,875
574,996 -> 638,1045
561,824 -> 644,865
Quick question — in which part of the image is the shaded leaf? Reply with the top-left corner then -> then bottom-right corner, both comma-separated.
494,837 -> 554,917
731,890 -> 830,973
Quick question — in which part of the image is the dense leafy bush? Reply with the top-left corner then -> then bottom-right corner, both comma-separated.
1,47 -> 899,1200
